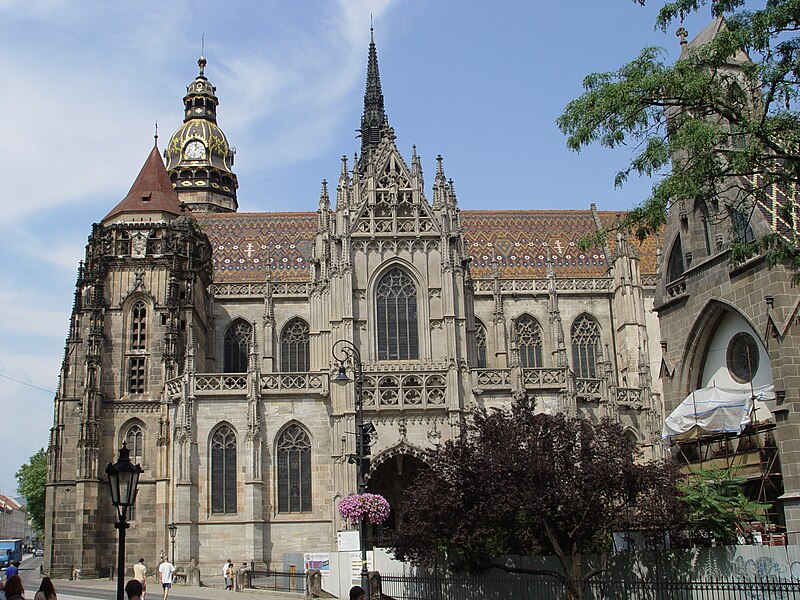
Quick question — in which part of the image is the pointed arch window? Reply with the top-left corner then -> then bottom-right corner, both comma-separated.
667,237 -> 685,283
376,267 -> 419,361
571,314 -> 601,379
211,425 -> 237,514
516,315 -> 543,368
475,320 -> 487,368
126,425 -> 143,463
277,425 -> 312,513
281,319 -> 310,372
224,320 -> 252,373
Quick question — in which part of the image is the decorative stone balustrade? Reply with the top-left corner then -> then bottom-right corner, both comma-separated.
575,378 -> 602,398
361,371 -> 447,410
617,387 -> 643,406
260,373 -> 326,395
522,368 -> 567,388
666,276 -> 687,299
195,374 -> 248,393
473,369 -> 512,390
472,278 -> 613,295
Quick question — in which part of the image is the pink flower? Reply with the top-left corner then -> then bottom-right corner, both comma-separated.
338,493 -> 391,525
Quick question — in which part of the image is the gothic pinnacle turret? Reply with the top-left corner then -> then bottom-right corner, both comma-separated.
358,27 -> 390,170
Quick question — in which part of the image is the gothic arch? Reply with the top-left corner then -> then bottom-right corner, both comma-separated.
274,421 -> 313,513
368,440 -> 429,480
514,313 -> 544,368
209,422 -> 238,514
279,317 -> 310,372
119,418 -> 146,464
223,318 -> 253,373
666,234 -> 685,283
570,313 -> 602,379
474,318 -> 488,368
367,260 -> 427,362
680,299 -> 769,399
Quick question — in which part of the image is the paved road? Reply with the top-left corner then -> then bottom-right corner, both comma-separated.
11,557 -> 307,600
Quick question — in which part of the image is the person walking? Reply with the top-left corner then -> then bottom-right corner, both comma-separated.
4,576 -> 23,600
33,577 -> 56,600
157,557 -> 175,600
132,558 -> 147,600
5,562 -> 18,580
222,559 -> 233,590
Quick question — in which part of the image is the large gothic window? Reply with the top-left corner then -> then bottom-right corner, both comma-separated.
211,425 -> 237,514
277,425 -> 312,513
516,314 -> 543,368
376,268 -> 419,361
224,319 -> 252,373
131,301 -> 146,350
475,320 -> 487,368
571,314 -> 601,379
281,318 -> 310,372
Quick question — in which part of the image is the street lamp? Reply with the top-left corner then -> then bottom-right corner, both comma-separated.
105,442 -> 143,600
168,523 -> 177,565
332,339 -> 370,600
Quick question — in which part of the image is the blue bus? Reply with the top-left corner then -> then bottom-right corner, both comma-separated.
0,539 -> 23,569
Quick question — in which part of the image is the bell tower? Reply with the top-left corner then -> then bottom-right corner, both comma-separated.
164,56 -> 239,212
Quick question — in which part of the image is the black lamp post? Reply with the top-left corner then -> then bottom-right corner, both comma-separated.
168,523 -> 177,565
332,339 -> 370,600
105,442 -> 143,600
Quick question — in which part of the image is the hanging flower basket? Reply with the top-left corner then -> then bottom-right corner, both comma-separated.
338,493 -> 391,526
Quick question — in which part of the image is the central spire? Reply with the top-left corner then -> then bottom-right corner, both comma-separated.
359,26 -> 389,168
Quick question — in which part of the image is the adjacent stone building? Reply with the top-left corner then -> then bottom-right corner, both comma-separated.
45,33 -> 664,576
655,19 -> 800,540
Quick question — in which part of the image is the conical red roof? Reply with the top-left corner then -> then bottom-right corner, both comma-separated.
102,145 -> 184,223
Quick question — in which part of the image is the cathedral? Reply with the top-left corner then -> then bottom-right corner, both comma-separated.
45,32 -> 664,575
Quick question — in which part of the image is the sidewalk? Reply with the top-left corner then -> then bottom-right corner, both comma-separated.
52,577 -> 308,600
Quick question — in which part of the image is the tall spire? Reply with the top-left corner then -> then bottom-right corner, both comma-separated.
359,25 -> 389,167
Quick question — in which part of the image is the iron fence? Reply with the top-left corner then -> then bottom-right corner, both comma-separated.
247,569 -> 305,593
380,573 -> 800,600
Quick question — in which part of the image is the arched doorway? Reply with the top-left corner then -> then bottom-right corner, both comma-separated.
366,452 -> 427,542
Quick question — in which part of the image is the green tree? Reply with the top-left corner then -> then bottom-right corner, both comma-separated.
679,467 -> 767,545
558,0 -> 800,281
387,398 -> 685,600
15,448 -> 47,534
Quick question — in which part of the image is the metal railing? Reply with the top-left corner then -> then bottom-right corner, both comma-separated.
247,569 -> 306,593
379,573 -> 800,600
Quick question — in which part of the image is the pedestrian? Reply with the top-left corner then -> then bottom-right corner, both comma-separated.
235,562 -> 248,592
124,579 -> 143,600
5,562 -> 18,580
132,558 -> 147,600
157,557 -> 175,600
33,577 -> 56,600
0,580 -> 7,600
222,559 -> 233,590
349,585 -> 365,600
4,576 -> 23,600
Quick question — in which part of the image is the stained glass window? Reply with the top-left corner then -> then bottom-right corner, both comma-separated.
571,314 -> 601,379
281,319 -> 310,372
211,425 -> 237,514
475,320 -> 487,368
516,315 -> 543,368
224,320 -> 252,373
277,425 -> 312,513
376,268 -> 418,360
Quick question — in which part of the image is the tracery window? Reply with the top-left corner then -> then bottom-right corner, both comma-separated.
224,319 -> 252,373
281,318 -> 310,372
126,425 -> 143,463
277,425 -> 312,513
376,268 -> 419,361
571,314 -> 601,379
516,314 -> 543,368
211,425 -> 237,514
475,320 -> 487,368
131,301 -> 146,350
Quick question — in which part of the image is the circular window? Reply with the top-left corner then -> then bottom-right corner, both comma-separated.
726,332 -> 759,384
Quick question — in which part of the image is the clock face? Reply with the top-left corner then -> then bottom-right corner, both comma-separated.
184,140 -> 206,160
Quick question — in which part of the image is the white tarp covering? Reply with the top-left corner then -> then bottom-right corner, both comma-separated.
661,384 -> 775,445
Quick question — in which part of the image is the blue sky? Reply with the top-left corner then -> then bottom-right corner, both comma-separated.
0,1 -> 717,495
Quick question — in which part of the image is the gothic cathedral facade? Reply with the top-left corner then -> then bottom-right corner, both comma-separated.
45,34 -> 664,574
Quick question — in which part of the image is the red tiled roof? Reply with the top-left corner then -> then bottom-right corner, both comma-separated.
103,146 -> 184,223
196,209 -> 659,283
